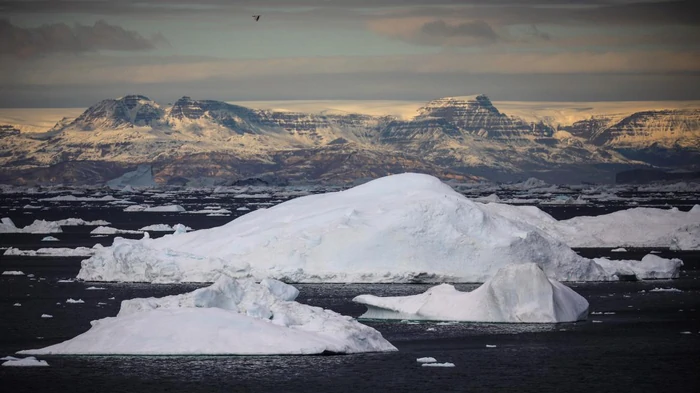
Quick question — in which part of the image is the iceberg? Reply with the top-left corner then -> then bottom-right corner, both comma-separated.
2,356 -> 49,367
0,217 -> 62,233
78,174 -> 613,283
353,263 -> 589,323
4,247 -> 95,257
106,165 -> 157,189
77,174 -> 683,283
481,203 -> 700,250
18,276 -> 396,355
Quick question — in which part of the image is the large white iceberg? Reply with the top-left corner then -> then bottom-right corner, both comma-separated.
77,174 -> 682,283
481,203 -> 700,250
353,264 -> 589,323
18,276 -> 396,355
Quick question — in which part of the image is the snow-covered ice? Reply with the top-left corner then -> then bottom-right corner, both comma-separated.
2,271 -> 25,275
41,236 -> 59,242
417,357 -> 437,363
421,362 -> 455,368
0,217 -> 62,233
353,263 -> 589,323
2,356 -> 49,367
139,224 -> 192,232
65,298 -> 84,304
79,174 -> 668,284
143,205 -> 186,213
18,276 -> 396,355
611,248 -> 627,252
649,287 -> 682,292
90,226 -> 142,235
593,254 -> 683,280
76,174 -> 685,284
4,247 -> 95,257
41,314 -> 53,318
481,203 -> 700,250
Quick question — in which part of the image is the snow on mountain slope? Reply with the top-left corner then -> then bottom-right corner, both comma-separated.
591,110 -> 700,148
1,95 -> 698,184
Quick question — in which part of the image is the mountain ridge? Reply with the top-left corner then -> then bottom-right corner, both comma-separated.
1,94 -> 698,185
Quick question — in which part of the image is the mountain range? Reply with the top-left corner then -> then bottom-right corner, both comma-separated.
1,94 -> 698,185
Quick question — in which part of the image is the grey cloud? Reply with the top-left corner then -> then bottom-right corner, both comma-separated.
3,71 -> 700,108
421,20 -> 500,42
0,19 -> 168,57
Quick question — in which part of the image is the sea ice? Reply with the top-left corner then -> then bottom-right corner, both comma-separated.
65,298 -> 84,304
353,264 -> 589,323
416,357 -> 437,363
4,247 -> 95,257
90,226 -> 142,235
2,271 -> 25,275
143,205 -> 186,213
41,314 -> 53,318
139,224 -> 192,232
421,362 -> 455,368
2,356 -> 49,367
611,248 -> 627,252
18,276 -> 396,355
0,217 -> 62,233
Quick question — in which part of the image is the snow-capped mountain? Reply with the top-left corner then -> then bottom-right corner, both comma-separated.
1,94 -> 698,185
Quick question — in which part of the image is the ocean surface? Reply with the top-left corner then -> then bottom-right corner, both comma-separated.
1,189 -> 699,392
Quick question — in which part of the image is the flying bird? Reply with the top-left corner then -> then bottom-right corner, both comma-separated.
253,15 -> 261,21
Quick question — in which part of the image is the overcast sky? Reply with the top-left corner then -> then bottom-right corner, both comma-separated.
1,0 -> 698,107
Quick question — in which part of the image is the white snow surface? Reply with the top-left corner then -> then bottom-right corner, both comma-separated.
77,174 -> 683,283
18,276 -> 397,355
2,271 -> 25,275
353,263 -> 589,323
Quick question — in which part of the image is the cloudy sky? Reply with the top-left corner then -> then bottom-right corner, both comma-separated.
1,0 -> 698,107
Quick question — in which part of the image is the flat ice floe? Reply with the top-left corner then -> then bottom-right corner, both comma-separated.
77,173 -> 682,283
0,217 -> 110,234
354,264 -> 589,323
18,276 -> 396,355
4,247 -> 95,257
2,356 -> 49,367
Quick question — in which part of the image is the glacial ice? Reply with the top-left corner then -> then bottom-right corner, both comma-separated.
481,203 -> 700,250
18,276 -> 396,355
77,173 -> 682,283
2,356 -> 49,367
353,264 -> 589,323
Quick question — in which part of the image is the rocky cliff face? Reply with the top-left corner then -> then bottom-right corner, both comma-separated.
1,94 -> 698,185
416,95 -> 554,139
590,109 -> 700,148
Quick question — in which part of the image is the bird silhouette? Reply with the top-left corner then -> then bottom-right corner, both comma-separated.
253,15 -> 261,21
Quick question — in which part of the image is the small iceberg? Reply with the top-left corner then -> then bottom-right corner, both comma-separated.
353,263 -> 589,323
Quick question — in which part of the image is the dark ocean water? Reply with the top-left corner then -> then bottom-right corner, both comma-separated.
1,193 -> 699,392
